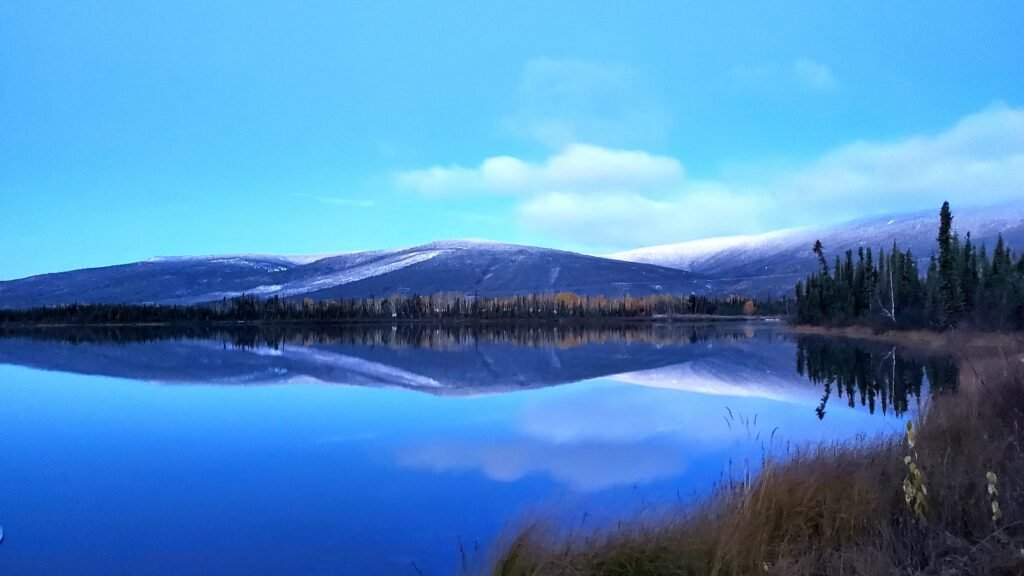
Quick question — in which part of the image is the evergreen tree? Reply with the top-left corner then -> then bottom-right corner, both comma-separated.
813,240 -> 828,275
793,201 -> 1023,331
961,232 -> 978,313
936,201 -> 961,328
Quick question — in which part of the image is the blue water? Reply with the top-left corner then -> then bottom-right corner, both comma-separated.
0,325 -> 931,575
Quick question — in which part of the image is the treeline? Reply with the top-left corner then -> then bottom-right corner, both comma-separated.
795,202 -> 1024,330
0,292 -> 790,325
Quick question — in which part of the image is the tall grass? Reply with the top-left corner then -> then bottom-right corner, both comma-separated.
486,334 -> 1024,576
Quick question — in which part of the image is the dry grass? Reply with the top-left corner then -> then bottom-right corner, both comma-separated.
485,333 -> 1024,576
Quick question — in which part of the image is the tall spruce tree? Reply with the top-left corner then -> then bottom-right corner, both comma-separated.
813,240 -> 828,274
961,232 -> 978,314
936,201 -> 961,328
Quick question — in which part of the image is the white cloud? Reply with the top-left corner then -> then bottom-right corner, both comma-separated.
792,58 -> 837,91
775,103 -> 1024,209
518,187 -> 768,248
730,58 -> 837,92
398,104 -> 1024,250
397,143 -> 684,198
502,58 -> 670,148
291,193 -> 375,208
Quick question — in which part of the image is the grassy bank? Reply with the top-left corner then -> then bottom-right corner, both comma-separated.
487,332 -> 1024,576
789,325 -> 1022,353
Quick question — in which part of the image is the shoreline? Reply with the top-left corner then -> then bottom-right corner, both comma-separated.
787,324 -> 1024,361
0,314 -> 782,329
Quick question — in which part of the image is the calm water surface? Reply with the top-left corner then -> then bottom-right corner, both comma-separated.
0,323 -> 957,575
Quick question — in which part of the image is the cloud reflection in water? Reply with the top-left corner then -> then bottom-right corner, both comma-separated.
399,367 -> 907,492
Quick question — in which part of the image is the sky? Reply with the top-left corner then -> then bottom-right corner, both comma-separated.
2,1 -> 1023,279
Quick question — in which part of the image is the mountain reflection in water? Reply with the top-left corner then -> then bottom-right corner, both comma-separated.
0,323 -> 956,414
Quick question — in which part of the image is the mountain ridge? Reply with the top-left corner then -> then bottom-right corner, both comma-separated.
2,204 -> 1021,307
610,201 -> 1024,296
0,239 -> 711,309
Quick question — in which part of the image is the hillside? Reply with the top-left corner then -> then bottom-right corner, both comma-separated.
610,202 -> 1024,296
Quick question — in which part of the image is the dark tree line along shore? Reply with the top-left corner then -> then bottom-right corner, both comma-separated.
795,202 -> 1024,330
0,292 -> 789,325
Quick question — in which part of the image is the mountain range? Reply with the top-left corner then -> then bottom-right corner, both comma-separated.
0,240 -> 709,308
1,203 -> 1021,308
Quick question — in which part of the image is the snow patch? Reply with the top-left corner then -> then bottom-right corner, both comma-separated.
246,284 -> 284,295
607,226 -> 812,271
425,239 -> 535,252
211,249 -> 446,299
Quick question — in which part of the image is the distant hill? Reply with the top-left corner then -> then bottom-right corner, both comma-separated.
3,204 -> 1021,308
609,202 -> 1024,296
0,240 -> 710,308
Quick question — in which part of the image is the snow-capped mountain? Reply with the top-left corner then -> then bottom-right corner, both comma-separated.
610,202 -> 1024,296
0,240 -> 709,308
3,204 -> 1020,308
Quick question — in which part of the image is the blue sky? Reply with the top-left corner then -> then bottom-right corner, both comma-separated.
2,1 -> 1023,279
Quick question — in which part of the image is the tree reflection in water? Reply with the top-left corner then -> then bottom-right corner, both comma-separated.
796,336 -> 958,419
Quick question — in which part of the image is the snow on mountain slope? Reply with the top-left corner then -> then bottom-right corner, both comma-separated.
611,229 -> 810,274
610,202 -> 1024,296
0,240 -> 708,308
147,252 -> 352,266
297,240 -> 710,300
187,249 -> 445,302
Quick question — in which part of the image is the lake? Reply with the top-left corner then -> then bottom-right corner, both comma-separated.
0,323 -> 957,575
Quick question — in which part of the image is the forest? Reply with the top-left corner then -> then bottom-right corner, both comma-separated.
0,291 -> 788,325
795,202 -> 1024,330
